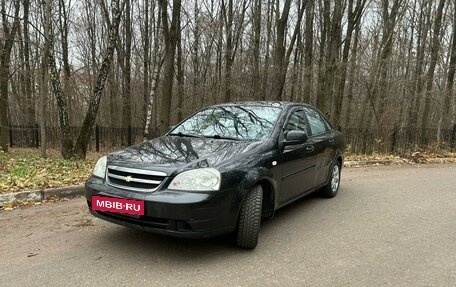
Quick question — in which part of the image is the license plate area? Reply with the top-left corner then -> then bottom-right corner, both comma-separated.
92,195 -> 145,216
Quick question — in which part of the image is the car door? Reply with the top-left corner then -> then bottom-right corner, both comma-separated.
278,108 -> 319,206
303,107 -> 336,186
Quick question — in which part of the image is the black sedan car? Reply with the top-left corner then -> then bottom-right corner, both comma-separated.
85,102 -> 344,248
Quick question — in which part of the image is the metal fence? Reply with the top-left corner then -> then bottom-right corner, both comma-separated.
343,126 -> 456,154
7,125 -> 155,152
6,124 -> 456,154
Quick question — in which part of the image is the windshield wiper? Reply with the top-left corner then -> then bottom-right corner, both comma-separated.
169,132 -> 202,138
203,134 -> 241,141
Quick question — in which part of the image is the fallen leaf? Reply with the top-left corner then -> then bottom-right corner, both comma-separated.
75,218 -> 94,227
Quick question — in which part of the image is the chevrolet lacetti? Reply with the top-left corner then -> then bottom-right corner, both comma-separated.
85,102 -> 344,248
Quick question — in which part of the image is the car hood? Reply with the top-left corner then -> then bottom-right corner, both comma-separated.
107,136 -> 265,175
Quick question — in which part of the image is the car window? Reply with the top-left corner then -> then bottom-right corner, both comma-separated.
171,106 -> 282,141
304,107 -> 329,136
284,110 -> 308,134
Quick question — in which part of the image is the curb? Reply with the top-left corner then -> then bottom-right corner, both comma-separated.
344,159 -> 404,166
344,157 -> 456,167
0,185 -> 84,206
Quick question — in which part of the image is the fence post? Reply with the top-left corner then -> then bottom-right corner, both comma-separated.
391,126 -> 398,153
95,125 -> 100,152
128,125 -> 132,146
8,125 -> 12,147
452,123 -> 456,151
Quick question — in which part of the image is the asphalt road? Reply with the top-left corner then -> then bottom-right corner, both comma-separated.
1,164 -> 455,287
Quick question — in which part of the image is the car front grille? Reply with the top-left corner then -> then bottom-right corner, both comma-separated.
106,165 -> 167,192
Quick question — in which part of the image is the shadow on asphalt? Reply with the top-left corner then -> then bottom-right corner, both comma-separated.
91,191 -> 330,260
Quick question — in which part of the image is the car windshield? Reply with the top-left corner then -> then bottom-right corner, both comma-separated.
170,105 -> 282,141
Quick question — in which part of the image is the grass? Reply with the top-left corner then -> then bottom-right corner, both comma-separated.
0,148 -> 101,193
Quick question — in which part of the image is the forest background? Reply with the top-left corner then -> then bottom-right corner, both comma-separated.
1,0 -> 456,160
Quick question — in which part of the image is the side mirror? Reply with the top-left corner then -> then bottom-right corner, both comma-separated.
284,130 -> 308,146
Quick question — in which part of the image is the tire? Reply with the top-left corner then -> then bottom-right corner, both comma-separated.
320,161 -> 341,198
236,185 -> 263,249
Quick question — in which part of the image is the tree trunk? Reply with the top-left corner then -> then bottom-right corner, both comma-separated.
157,0 -> 181,134
47,0 -> 73,159
271,0 -> 291,101
142,0 -> 150,129
261,0 -> 274,100
252,0 -> 261,100
222,0 -> 233,102
58,0 -> 72,121
302,0 -> 314,104
144,4 -> 162,139
122,0 -> 132,144
343,21 -> 361,128
23,0 -> 34,127
324,0 -> 343,117
0,0 -> 21,153
176,12 -> 184,122
316,0 -> 330,110
39,63 -> 48,158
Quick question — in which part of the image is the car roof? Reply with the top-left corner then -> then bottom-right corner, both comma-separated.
210,101 -> 312,109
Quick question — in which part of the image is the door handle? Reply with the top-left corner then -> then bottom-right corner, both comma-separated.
306,145 -> 314,152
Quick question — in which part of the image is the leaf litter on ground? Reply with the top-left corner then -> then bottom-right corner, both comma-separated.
0,148 -> 100,194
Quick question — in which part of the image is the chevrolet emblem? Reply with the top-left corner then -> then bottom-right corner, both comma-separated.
124,176 -> 133,182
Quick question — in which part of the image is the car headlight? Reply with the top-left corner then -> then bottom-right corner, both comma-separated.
92,156 -> 107,178
169,168 -> 221,191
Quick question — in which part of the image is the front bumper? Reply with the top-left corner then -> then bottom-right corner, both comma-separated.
85,177 -> 240,239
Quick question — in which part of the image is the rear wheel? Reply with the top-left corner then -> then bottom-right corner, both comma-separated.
320,161 -> 341,198
236,185 -> 263,249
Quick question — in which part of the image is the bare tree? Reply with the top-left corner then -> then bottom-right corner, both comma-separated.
251,0 -> 261,100
221,0 -> 247,102
47,0 -> 127,159
122,0 -> 132,143
73,0 -> 127,158
143,3 -> 162,139
22,0 -> 34,127
157,0 -> 181,134
0,0 -> 20,152
47,0 -> 73,158
440,0 -> 456,131
421,0 -> 446,133
331,0 -> 367,128
302,0 -> 314,104
271,0 -> 306,101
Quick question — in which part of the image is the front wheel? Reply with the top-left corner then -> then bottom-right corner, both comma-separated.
320,161 -> 341,198
236,185 -> 263,249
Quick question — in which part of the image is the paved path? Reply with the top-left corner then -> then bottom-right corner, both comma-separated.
1,164 -> 455,287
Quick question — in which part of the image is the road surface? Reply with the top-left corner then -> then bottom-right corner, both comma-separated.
1,164 -> 455,287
